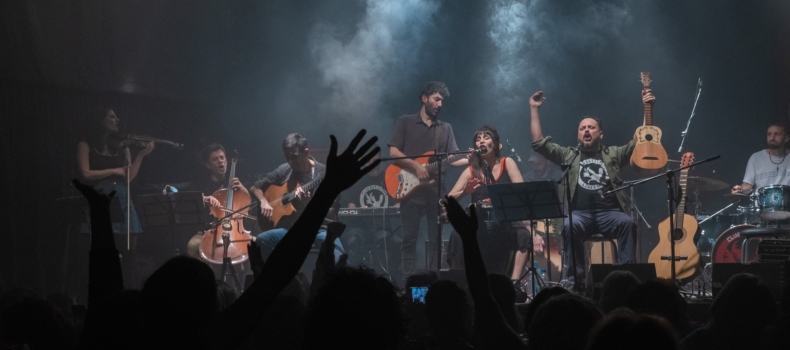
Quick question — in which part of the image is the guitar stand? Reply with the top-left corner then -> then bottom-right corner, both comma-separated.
604,154 -> 720,284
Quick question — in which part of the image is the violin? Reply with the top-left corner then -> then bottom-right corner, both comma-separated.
199,150 -> 252,265
107,132 -> 184,150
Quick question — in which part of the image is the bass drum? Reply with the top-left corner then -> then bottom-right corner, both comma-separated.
711,225 -> 759,264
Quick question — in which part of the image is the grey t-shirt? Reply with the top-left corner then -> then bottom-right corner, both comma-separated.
743,149 -> 790,190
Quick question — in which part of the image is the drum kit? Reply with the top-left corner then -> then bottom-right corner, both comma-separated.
694,179 -> 790,264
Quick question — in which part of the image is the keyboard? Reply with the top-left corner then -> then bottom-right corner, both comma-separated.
337,206 -> 400,217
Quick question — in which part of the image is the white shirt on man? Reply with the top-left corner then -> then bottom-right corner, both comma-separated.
743,149 -> 790,190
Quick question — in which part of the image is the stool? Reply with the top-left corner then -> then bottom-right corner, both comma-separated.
582,234 -> 618,295
584,234 -> 619,265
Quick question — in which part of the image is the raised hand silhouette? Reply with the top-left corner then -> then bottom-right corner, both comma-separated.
442,196 -> 478,240
248,240 -> 264,278
324,129 -> 380,193
72,179 -> 115,208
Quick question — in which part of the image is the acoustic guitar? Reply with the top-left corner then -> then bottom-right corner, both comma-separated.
385,151 -> 468,199
257,173 -> 324,232
630,72 -> 668,173
649,152 -> 701,280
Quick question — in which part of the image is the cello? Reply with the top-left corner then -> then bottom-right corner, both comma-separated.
199,150 -> 252,265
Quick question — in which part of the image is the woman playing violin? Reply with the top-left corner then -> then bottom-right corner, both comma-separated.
76,107 -> 154,288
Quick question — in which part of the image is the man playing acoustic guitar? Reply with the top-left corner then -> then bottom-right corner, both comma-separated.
528,88 -> 655,291
388,81 -> 468,277
251,133 -> 344,262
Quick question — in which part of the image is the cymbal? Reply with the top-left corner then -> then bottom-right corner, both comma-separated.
686,176 -> 729,192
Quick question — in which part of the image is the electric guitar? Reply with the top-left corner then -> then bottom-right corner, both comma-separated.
630,72 -> 668,173
385,151 -> 467,199
648,152 -> 701,280
257,173 -> 324,231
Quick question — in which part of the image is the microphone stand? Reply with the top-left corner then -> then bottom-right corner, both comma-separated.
603,154 -> 720,284
557,145 -> 581,286
381,149 -> 480,272
678,79 -> 703,153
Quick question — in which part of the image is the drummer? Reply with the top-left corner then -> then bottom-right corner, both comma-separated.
732,121 -> 790,195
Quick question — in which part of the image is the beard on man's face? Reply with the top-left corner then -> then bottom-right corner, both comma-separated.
768,141 -> 784,150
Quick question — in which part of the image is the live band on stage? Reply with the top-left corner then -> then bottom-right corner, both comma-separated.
73,76 -> 790,294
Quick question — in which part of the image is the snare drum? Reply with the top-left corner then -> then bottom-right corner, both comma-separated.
757,185 -> 790,220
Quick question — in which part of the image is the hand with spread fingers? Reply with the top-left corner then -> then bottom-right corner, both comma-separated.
443,196 -> 478,240
324,129 -> 381,194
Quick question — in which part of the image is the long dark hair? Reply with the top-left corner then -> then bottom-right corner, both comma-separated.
469,126 -> 501,181
83,106 -> 118,153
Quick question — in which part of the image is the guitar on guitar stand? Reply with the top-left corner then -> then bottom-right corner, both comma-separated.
649,152 -> 701,280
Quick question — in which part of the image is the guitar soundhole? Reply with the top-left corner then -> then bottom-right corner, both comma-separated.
645,134 -> 653,141
642,156 -> 659,161
672,228 -> 684,241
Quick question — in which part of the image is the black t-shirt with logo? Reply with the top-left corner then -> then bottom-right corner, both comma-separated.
573,151 -> 619,211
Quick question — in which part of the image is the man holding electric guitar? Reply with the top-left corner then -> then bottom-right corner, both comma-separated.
251,133 -> 345,262
528,87 -> 656,291
387,81 -> 468,276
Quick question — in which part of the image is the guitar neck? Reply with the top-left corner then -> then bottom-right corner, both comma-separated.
675,169 -> 688,228
425,153 -> 466,172
271,174 -> 325,206
643,92 -> 653,126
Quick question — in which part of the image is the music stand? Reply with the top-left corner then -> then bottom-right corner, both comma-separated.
135,191 -> 209,256
487,181 -> 565,297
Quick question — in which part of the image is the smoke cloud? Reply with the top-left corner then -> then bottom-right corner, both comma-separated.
486,0 -> 633,113
309,0 -> 440,134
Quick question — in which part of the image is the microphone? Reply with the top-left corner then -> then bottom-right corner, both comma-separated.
473,146 -> 488,154
575,142 -> 582,153
506,140 -> 521,163
598,189 -> 606,199
162,185 -> 179,195
697,78 -> 703,89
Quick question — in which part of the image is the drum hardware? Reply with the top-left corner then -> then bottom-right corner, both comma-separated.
723,192 -> 750,197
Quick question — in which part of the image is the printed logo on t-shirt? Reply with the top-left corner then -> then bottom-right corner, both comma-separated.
578,158 -> 610,190
360,185 -> 389,208
756,169 -> 788,181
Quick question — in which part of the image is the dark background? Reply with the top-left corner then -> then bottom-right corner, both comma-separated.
1,0 -> 788,294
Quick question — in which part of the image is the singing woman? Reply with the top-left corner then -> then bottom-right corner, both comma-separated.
447,126 -> 542,281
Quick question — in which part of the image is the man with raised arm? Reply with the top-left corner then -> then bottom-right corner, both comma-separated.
528,90 -> 653,291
